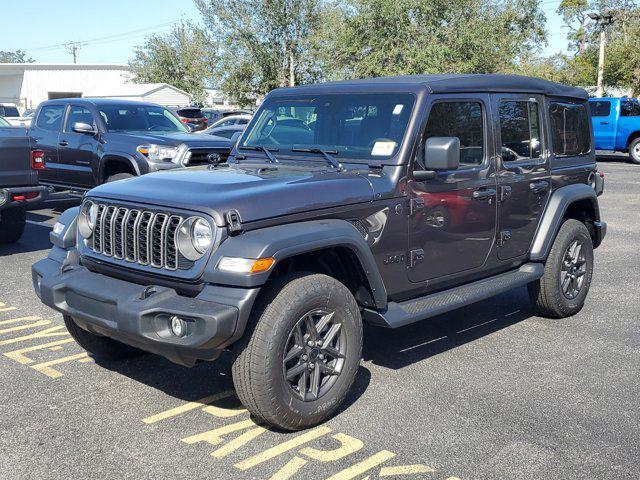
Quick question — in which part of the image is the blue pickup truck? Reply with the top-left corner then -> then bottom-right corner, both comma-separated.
589,97 -> 640,164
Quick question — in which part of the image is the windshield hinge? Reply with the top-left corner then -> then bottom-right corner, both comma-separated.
225,210 -> 243,234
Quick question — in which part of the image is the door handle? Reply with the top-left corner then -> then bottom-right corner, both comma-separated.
600,121 -> 609,125
472,188 -> 496,200
58,140 -> 68,147
529,180 -> 549,192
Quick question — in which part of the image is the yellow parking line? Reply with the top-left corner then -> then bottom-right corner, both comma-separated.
0,320 -> 51,335
234,426 -> 332,471
142,390 -> 236,424
182,419 -> 257,446
4,338 -> 76,364
325,450 -> 396,480
0,307 -> 17,313
0,325 -> 69,346
30,352 -> 89,378
0,316 -> 41,326
210,426 -> 267,459
300,433 -> 364,462
270,456 -> 308,480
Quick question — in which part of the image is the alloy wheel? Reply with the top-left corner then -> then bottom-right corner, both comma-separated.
283,309 -> 346,401
560,240 -> 587,300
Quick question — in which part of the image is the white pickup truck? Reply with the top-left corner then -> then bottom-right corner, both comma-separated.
0,104 -> 31,127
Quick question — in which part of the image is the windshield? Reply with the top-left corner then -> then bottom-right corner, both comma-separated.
98,105 -> 189,133
0,117 -> 9,127
241,93 -> 415,160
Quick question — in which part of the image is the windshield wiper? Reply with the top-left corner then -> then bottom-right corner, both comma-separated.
291,148 -> 343,172
238,145 -> 279,165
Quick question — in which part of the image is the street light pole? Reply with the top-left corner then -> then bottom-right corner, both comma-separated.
588,10 -> 615,98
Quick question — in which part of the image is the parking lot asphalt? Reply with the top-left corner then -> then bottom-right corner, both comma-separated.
0,157 -> 638,480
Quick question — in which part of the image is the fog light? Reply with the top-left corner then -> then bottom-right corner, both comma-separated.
170,315 -> 187,337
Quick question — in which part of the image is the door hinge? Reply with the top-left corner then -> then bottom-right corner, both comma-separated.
497,230 -> 512,246
410,197 -> 425,215
408,248 -> 425,268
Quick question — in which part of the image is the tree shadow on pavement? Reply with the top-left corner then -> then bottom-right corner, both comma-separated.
363,286 -> 536,370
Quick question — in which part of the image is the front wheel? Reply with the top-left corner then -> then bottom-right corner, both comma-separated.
0,207 -> 26,244
628,137 -> 640,164
232,273 -> 363,431
528,219 -> 594,318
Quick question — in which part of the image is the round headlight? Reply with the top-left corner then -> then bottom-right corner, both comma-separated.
176,217 -> 215,261
192,218 -> 213,254
78,201 -> 97,238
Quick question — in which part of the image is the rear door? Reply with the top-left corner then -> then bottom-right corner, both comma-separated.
29,104 -> 66,185
408,94 -> 498,282
492,94 -> 550,260
57,104 -> 98,188
589,99 -> 615,150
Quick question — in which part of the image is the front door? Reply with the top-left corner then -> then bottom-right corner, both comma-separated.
57,104 -> 98,188
408,95 -> 497,283
589,99 -> 616,150
30,104 -> 66,185
492,94 -> 551,260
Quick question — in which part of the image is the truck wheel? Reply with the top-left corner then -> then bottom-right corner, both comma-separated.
0,207 -> 26,244
528,219 -> 594,318
232,273 -> 363,431
629,137 -> 640,164
106,172 -> 134,183
63,315 -> 143,360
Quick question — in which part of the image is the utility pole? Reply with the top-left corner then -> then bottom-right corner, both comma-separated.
588,10 -> 615,98
65,42 -> 84,64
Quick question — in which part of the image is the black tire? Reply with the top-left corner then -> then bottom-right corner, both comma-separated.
232,273 -> 363,431
105,172 -> 134,183
63,315 -> 143,360
528,219 -> 594,318
0,207 -> 26,244
628,137 -> 640,164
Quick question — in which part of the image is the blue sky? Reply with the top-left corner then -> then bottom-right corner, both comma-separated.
3,0 -> 570,64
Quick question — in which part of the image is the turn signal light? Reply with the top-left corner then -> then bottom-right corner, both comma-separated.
31,150 -> 45,170
217,257 -> 276,274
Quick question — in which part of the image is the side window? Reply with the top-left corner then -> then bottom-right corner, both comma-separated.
589,101 -> 611,117
65,106 -> 94,131
621,100 -> 640,116
422,101 -> 484,166
498,100 -> 541,162
549,102 -> 591,157
36,105 -> 65,132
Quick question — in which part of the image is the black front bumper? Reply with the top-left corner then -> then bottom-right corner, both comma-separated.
32,257 -> 256,366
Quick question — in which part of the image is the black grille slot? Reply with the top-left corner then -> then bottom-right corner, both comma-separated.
93,204 -> 105,252
137,212 -> 153,265
165,216 -> 181,270
125,210 -> 140,262
102,206 -> 116,256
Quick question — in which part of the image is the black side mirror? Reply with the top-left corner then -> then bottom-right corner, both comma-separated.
72,122 -> 97,135
413,137 -> 460,181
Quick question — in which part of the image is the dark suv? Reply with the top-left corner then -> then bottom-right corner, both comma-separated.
33,74 -> 606,431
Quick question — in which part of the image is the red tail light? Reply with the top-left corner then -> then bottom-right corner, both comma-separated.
180,118 -> 190,123
31,150 -> 45,170
12,192 -> 39,202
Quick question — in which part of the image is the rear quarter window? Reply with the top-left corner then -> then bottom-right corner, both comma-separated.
549,102 -> 591,158
0,105 -> 20,117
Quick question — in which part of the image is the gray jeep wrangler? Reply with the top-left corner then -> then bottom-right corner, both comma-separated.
33,74 -> 606,430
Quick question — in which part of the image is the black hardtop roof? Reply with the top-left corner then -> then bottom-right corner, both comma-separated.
40,98 -> 162,108
271,74 -> 589,100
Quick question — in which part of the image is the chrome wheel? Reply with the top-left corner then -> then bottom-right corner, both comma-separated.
560,240 -> 587,300
634,143 -> 640,160
283,309 -> 346,402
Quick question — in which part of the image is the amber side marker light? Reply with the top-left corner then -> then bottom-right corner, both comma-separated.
217,257 -> 276,274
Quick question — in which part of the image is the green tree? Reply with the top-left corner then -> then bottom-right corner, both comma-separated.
196,0 -> 324,106
557,0 -> 591,55
317,0 -> 547,79
0,50 -> 34,63
129,22 -> 215,103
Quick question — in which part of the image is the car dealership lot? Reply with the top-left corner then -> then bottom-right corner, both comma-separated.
0,159 -> 638,480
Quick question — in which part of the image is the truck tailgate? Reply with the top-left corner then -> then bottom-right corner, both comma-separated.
0,126 -> 35,187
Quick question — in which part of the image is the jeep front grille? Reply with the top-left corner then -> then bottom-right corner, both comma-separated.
91,204 -> 185,270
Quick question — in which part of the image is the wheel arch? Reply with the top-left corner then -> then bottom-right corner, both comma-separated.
98,154 -> 141,184
204,219 -> 388,310
529,183 -> 601,261
626,131 -> 640,149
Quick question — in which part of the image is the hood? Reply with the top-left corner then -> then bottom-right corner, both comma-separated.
88,164 -> 375,225
107,131 -> 232,148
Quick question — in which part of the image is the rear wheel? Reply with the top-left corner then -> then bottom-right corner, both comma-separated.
105,172 -> 134,183
63,315 -> 143,360
0,207 -> 26,244
528,219 -> 594,318
232,273 -> 363,431
628,137 -> 640,164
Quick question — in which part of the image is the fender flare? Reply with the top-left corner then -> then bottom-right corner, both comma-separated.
98,153 -> 143,182
203,219 -> 388,309
529,183 -> 600,261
